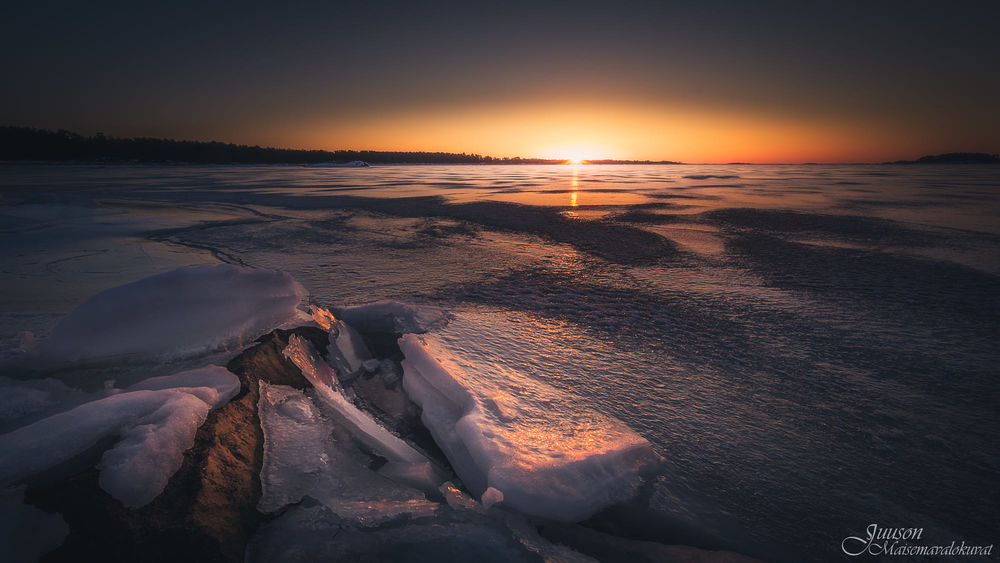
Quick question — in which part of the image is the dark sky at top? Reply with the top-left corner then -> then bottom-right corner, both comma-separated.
2,0 -> 998,161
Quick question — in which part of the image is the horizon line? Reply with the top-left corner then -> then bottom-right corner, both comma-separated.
2,125 -> 998,166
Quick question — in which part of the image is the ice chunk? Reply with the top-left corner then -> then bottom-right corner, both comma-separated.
0,366 -> 239,507
308,305 -> 338,331
439,481 -> 477,511
334,300 -> 451,334
258,382 -> 437,522
258,382 -> 339,512
336,325 -> 371,372
330,317 -> 372,377
35,265 -> 304,364
481,487 -> 505,509
282,335 -> 442,492
309,305 -> 372,379
399,334 -> 659,522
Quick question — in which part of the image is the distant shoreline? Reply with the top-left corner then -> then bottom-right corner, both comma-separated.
1,126 -> 996,166
6,160 -> 1000,168
882,153 -> 1000,164
0,126 -> 680,166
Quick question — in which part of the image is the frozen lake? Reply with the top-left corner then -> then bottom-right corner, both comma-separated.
1,163 -> 998,560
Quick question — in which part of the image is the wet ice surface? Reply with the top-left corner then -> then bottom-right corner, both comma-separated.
1,163 -> 999,560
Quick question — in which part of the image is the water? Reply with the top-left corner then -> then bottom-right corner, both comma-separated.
1,163 -> 998,560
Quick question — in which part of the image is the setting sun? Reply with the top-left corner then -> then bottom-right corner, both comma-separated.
549,144 -> 607,163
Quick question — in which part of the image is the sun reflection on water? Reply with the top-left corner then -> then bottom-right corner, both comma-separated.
568,166 -> 579,212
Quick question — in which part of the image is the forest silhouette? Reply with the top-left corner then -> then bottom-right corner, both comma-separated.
0,127 -> 682,165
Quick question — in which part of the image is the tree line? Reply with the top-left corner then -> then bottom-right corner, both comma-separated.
0,126 -> 571,164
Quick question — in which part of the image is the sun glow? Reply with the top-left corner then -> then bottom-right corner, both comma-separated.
308,98 -> 915,163
561,149 -> 595,164
546,141 -> 611,163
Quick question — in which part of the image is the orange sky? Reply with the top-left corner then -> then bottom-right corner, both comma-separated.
2,2 -> 998,163
275,96 -> 988,163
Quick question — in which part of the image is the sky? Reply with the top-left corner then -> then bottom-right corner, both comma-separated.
2,0 -> 998,163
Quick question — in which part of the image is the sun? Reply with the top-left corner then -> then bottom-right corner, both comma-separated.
546,143 -> 612,163
550,145 -> 608,164
563,151 -> 590,164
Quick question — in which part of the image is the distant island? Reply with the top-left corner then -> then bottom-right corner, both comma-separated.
0,126 -> 680,165
886,152 -> 1000,164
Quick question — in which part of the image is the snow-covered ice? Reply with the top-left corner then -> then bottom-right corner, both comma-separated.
0,365 -> 239,507
399,333 -> 659,521
34,265 -> 304,364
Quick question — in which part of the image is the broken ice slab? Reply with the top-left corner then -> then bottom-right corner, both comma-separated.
399,333 -> 660,522
308,305 -> 372,380
257,382 -> 438,522
282,335 -> 444,493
